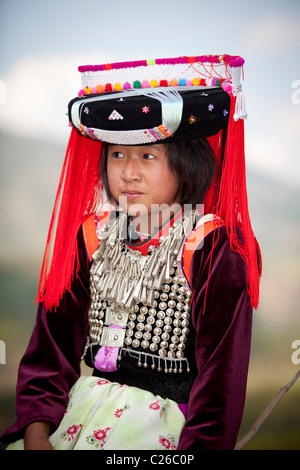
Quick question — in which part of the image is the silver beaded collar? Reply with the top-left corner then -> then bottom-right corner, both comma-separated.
83,209 -> 195,373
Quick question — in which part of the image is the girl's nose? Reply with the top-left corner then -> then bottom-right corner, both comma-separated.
121,157 -> 142,181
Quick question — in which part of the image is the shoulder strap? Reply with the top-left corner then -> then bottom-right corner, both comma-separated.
182,215 -> 225,288
83,211 -> 111,261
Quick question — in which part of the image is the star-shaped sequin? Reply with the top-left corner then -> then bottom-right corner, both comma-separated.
142,106 -> 150,114
84,106 -> 89,114
208,104 -> 214,111
188,114 -> 196,124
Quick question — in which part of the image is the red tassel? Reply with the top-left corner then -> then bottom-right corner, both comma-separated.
36,129 -> 102,311
206,94 -> 261,309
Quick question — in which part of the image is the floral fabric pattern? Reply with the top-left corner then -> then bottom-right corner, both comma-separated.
7,376 -> 186,450
158,434 -> 176,450
85,427 -> 112,449
60,424 -> 82,442
149,398 -> 167,417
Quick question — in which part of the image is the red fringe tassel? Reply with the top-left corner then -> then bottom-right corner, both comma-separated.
206,94 -> 262,309
36,129 -> 102,311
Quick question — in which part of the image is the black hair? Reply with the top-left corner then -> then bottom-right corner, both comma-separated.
100,139 -> 216,208
165,139 -> 216,206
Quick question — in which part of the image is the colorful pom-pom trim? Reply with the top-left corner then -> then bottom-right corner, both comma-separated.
78,76 -> 231,97
77,55 -> 243,97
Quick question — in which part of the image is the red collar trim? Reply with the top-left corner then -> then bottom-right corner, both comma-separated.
126,208 -> 184,256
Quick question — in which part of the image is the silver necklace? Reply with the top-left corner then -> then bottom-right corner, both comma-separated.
90,209 -> 195,312
83,209 -> 195,372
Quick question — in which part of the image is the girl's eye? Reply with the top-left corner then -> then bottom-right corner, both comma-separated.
143,154 -> 155,160
112,151 -> 124,159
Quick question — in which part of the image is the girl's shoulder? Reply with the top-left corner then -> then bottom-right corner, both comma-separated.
182,215 -> 249,292
182,214 -> 226,286
82,211 -> 114,261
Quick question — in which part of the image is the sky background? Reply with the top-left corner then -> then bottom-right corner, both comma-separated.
0,0 -> 300,448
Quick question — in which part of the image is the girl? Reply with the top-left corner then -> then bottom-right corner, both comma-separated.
1,55 -> 261,450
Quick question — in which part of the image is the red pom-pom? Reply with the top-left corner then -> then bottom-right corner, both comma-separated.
159,80 -> 168,87
187,56 -> 196,63
105,83 -> 113,92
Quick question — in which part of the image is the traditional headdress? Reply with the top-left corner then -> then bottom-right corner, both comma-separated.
36,55 -> 261,311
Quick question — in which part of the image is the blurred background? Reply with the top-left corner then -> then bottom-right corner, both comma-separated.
0,0 -> 299,450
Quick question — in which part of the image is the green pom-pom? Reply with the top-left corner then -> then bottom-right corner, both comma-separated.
133,80 -> 141,88
147,59 -> 156,66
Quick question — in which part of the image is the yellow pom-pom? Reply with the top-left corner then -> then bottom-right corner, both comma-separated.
192,78 -> 200,86
150,79 -> 158,87
84,87 -> 92,94
169,79 -> 179,86
114,83 -> 122,91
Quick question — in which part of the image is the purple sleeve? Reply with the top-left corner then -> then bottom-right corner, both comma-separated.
177,227 -> 253,450
1,227 -> 90,445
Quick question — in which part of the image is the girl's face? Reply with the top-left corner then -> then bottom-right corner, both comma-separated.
107,144 -> 182,229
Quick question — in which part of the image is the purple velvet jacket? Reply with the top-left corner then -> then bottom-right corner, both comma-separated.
1,225 -> 253,450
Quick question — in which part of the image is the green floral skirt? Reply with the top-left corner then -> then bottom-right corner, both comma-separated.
7,376 -> 186,450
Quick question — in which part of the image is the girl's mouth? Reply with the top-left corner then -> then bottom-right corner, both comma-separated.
122,191 -> 144,200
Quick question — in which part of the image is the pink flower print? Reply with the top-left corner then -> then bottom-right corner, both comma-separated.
158,436 -> 176,450
90,378 -> 110,388
86,427 -> 112,448
114,403 -> 130,418
66,424 -> 82,441
96,379 -> 109,386
149,398 -> 166,417
93,427 -> 111,442
149,399 -> 160,411
114,408 -> 123,418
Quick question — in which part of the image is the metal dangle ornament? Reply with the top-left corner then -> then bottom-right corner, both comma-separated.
83,210 -> 196,374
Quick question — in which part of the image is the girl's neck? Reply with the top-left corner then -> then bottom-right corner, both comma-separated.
129,205 -> 183,239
